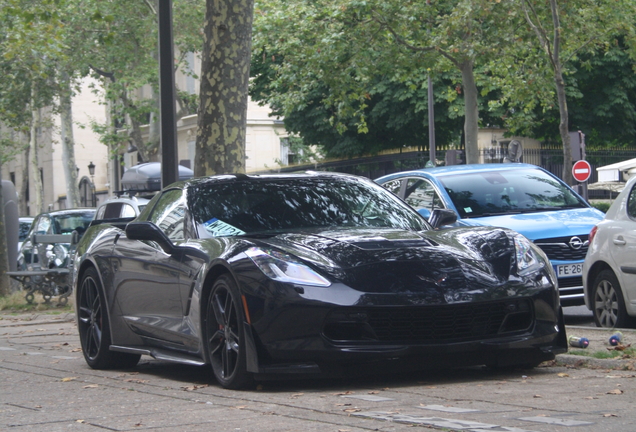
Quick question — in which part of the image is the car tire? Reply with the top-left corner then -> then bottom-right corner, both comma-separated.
592,269 -> 634,328
205,275 -> 253,389
77,267 -> 140,369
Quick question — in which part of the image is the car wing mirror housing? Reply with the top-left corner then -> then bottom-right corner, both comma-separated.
125,221 -> 175,254
429,209 -> 458,229
417,208 -> 431,219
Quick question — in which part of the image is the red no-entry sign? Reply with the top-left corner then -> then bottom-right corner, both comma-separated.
572,160 -> 592,182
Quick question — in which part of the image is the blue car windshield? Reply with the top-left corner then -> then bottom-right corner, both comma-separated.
439,168 -> 587,218
189,177 -> 428,237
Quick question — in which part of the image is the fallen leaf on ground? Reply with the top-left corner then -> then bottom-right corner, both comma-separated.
83,384 -> 99,389
533,395 -> 542,398
368,391 -> 379,394
557,373 -> 569,378
61,377 -> 78,382
344,408 -> 361,413
603,413 -> 618,417
125,378 -> 148,384
181,384 -> 208,391
607,389 -> 623,395
290,393 -> 304,398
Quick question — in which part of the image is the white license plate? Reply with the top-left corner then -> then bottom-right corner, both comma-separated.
556,263 -> 583,277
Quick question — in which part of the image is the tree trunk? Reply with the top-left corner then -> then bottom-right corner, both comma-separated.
195,0 -> 255,176
0,165 -> 10,297
549,0 -> 574,185
121,91 -> 152,163
554,70 -> 573,184
29,83 -> 43,214
460,60 -> 480,164
60,74 -> 81,208
20,135 -> 29,216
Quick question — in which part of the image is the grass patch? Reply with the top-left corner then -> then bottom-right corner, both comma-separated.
568,347 -> 636,360
0,291 -> 75,314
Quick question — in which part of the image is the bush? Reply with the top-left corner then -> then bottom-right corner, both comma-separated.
590,201 -> 611,213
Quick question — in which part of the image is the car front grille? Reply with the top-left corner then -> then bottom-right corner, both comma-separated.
534,235 -> 589,261
323,299 -> 534,344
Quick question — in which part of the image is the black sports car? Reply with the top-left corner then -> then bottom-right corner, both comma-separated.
72,172 -> 567,389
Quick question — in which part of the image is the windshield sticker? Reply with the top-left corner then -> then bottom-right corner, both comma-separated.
203,218 -> 245,237
464,207 -> 473,214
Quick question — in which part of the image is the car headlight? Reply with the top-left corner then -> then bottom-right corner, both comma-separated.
513,234 -> 545,276
47,244 -> 68,268
245,247 -> 331,287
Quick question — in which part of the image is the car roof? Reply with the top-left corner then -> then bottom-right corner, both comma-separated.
384,163 -> 543,178
99,195 -> 150,206
35,208 -> 96,218
170,171 -> 371,189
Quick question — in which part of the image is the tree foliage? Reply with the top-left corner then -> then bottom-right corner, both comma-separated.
252,0 -> 636,170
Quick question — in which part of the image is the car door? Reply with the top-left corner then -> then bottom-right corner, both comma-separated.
113,189 -> 192,344
609,183 -> 636,304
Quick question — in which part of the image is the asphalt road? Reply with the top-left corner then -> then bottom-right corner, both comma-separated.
2,311 -> 636,432
563,305 -> 595,326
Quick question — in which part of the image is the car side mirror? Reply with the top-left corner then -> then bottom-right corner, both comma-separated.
417,208 -> 431,219
428,209 -> 458,229
125,221 -> 175,254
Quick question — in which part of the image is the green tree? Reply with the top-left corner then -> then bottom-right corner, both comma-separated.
68,0 -> 205,163
0,0 -> 65,214
490,0 -> 634,183
195,0 -> 255,175
252,0 -> 518,163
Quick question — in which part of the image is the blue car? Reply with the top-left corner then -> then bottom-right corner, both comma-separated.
376,163 -> 605,306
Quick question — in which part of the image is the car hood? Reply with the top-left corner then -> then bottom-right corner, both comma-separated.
254,227 -> 538,303
457,208 -> 604,241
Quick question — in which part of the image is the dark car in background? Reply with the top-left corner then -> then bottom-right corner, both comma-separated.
18,208 -> 96,271
376,163 -> 605,306
72,172 -> 566,389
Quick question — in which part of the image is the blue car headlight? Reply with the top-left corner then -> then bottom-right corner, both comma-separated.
513,234 -> 545,276
245,247 -> 332,287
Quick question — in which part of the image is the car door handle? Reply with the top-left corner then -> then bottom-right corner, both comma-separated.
613,236 -> 626,246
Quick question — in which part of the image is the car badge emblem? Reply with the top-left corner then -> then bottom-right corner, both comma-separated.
569,236 -> 584,250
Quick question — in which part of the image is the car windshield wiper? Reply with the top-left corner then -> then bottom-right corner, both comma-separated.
477,211 -> 522,217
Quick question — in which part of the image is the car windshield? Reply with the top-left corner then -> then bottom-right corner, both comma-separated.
190,176 -> 428,237
439,168 -> 587,218
52,212 -> 96,234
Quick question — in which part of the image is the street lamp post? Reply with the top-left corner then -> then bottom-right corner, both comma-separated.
88,162 -> 96,207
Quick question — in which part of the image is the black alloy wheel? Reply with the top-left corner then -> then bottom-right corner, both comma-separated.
206,275 -> 252,389
77,267 -> 140,369
593,269 -> 633,328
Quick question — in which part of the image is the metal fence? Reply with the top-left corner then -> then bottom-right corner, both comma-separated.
264,145 -> 636,200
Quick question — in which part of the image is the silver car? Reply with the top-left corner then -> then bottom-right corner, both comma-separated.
583,175 -> 636,328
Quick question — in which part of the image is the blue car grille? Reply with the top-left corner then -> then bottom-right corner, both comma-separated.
323,299 -> 534,343
534,235 -> 589,261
